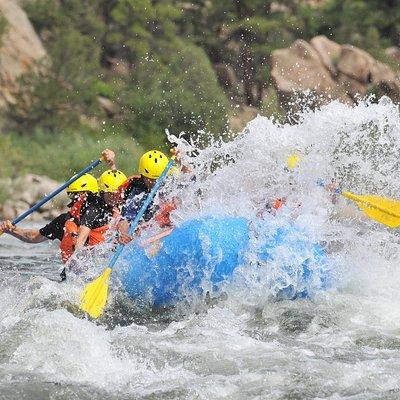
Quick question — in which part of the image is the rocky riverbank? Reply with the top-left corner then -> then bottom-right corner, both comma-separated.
270,35 -> 400,112
0,174 -> 67,221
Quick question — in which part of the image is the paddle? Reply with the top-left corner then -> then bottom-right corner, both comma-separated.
0,159 -> 102,237
318,180 -> 400,228
79,156 -> 176,318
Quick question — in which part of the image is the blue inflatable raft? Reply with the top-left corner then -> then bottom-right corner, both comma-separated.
117,216 -> 331,306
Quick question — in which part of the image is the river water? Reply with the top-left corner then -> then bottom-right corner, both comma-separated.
2,98 -> 400,399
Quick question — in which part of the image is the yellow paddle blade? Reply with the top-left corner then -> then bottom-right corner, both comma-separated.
79,268 -> 112,318
342,191 -> 400,228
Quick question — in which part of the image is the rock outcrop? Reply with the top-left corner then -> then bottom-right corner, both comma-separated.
0,174 -> 68,221
310,35 -> 341,76
271,39 -> 352,110
0,0 -> 47,108
271,35 -> 400,110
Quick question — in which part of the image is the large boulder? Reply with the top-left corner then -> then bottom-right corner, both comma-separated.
0,174 -> 68,221
310,35 -> 342,76
0,0 -> 47,108
271,36 -> 400,110
337,45 -> 400,102
377,78 -> 400,103
337,45 -> 378,84
336,73 -> 367,100
271,39 -> 352,110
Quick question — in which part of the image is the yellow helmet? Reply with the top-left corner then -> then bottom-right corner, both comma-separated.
99,169 -> 127,192
67,173 -> 98,193
138,150 -> 169,179
286,153 -> 301,170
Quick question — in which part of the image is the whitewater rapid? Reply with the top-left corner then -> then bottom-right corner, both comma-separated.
2,98 -> 400,398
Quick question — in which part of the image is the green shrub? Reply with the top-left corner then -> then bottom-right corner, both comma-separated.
0,130 -> 148,182
120,42 -> 229,143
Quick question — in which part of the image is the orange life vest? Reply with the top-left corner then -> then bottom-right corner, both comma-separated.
154,197 -> 177,228
59,194 -> 118,263
272,198 -> 284,210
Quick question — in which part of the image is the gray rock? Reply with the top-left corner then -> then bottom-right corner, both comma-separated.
0,0 -> 47,108
271,37 -> 400,110
271,39 -> 352,111
337,45 -> 377,83
0,174 -> 68,221
310,35 -> 342,76
337,73 -> 368,100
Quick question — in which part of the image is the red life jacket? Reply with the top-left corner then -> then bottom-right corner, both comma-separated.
59,194 -> 119,263
154,197 -> 177,228
272,198 -> 284,210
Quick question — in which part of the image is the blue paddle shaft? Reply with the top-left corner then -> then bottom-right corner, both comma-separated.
108,158 -> 175,269
11,159 -> 102,225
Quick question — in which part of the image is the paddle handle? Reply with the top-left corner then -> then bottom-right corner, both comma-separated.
108,157 -> 176,269
4,159 -> 102,229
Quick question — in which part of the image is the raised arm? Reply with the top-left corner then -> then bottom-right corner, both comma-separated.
101,149 -> 116,171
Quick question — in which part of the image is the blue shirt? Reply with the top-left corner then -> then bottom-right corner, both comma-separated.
121,177 -> 154,222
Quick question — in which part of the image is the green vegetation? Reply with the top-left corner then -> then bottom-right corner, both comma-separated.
2,0 -> 400,185
0,131 -> 144,181
9,0 -> 228,149
0,16 -> 8,47
319,0 -> 400,51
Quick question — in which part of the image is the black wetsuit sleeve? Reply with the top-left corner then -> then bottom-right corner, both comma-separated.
39,213 -> 70,241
